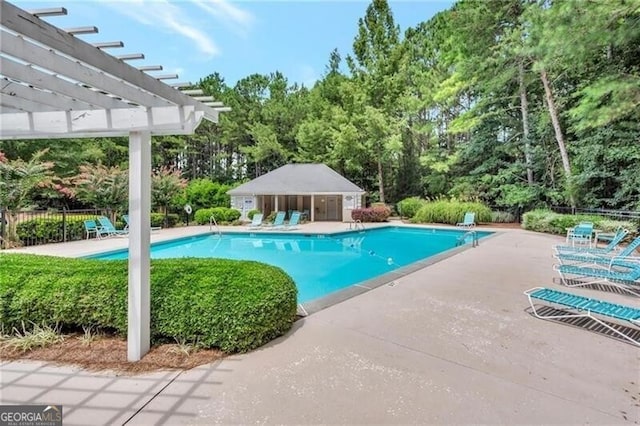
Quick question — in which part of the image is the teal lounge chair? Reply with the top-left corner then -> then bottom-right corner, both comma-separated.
247,213 -> 264,230
554,257 -> 640,297
264,211 -> 286,228
456,212 -> 475,228
83,219 -> 110,239
524,287 -> 640,346
97,216 -> 128,237
555,227 -> 629,255
283,211 -> 301,231
555,235 -> 640,266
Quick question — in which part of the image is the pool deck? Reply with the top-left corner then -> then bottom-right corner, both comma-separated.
1,222 -> 639,424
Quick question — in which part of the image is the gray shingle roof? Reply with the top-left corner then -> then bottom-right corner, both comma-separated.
227,164 -> 365,195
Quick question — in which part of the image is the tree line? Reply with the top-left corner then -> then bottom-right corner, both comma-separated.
1,0 -> 639,212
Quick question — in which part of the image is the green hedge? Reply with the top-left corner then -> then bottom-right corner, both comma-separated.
411,200 -> 492,225
16,216 -> 96,246
397,197 -> 426,219
194,207 -> 241,225
0,254 -> 298,353
521,209 -> 638,235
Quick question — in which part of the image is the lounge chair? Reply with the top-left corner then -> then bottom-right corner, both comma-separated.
524,287 -> 640,346
554,256 -> 640,297
555,227 -> 629,255
83,219 -> 110,239
283,211 -> 301,231
97,216 -> 128,237
456,212 -> 475,228
247,213 -> 264,230
555,235 -> 640,266
264,211 -> 286,229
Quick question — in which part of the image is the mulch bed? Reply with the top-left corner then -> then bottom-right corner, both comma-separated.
0,335 -> 225,374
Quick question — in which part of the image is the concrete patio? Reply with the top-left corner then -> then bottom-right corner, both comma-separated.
1,224 -> 638,424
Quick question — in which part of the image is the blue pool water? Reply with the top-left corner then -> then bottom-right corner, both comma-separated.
91,226 -> 490,303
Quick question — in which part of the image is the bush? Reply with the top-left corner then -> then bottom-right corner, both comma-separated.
412,200 -> 492,225
491,211 -> 516,223
150,213 -> 179,228
351,205 -> 391,222
397,197 -> 426,219
522,209 -> 638,236
194,207 -> 241,225
16,216 -> 96,246
0,254 -> 298,353
174,179 -> 233,212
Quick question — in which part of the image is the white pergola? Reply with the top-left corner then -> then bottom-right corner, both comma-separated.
0,0 -> 227,361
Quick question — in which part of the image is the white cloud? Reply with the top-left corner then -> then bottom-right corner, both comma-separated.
99,0 -> 220,57
192,0 -> 255,36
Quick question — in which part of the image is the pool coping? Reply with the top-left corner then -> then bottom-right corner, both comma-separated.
297,229 -> 501,316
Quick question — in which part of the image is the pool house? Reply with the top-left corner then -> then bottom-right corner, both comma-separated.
228,164 -> 366,222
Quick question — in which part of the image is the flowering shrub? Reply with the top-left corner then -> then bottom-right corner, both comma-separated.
351,205 -> 391,222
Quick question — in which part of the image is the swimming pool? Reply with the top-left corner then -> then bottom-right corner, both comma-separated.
91,226 -> 490,303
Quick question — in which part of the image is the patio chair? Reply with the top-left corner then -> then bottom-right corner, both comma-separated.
524,287 -> 640,346
264,211 -> 286,229
83,219 -> 109,239
456,212 -> 475,228
97,216 -> 128,237
283,211 -> 301,231
554,256 -> 640,297
247,213 -> 264,230
555,235 -> 640,266
555,227 -> 629,255
565,222 -> 594,248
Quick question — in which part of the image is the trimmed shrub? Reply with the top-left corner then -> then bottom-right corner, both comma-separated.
150,213 -> 179,228
351,205 -> 391,222
194,207 -> 241,225
522,209 -> 638,235
0,254 -> 297,353
16,216 -> 96,246
397,197 -> 426,219
412,200 -> 492,225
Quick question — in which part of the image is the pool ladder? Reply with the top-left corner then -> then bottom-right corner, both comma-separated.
349,219 -> 365,232
457,230 -> 479,247
209,215 -> 221,237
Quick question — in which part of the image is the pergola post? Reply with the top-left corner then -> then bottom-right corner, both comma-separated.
128,130 -> 151,361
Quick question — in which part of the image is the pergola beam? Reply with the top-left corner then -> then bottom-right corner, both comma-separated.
1,1 -> 219,120
1,78 -> 96,111
0,105 -> 205,139
0,30 -> 172,108
0,56 -> 134,109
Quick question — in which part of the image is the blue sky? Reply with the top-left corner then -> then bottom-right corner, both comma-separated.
14,0 -> 454,87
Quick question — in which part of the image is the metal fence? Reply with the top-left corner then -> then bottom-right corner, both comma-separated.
549,206 -> 640,222
0,208 -> 109,249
